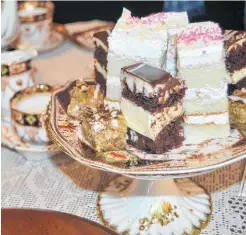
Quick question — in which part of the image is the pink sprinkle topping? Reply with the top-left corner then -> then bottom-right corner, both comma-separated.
125,12 -> 168,26
177,23 -> 222,44
125,16 -> 141,25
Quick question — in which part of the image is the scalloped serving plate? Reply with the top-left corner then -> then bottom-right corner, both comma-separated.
44,80 -> 246,178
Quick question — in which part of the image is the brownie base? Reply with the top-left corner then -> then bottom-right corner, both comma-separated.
127,117 -> 184,154
95,67 -> 106,95
122,85 -> 186,112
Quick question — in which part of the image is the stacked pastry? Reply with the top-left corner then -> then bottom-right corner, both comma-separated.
165,12 -> 189,76
120,63 -> 186,153
177,22 -> 230,144
106,8 -> 168,101
142,12 -> 189,76
225,30 -> 246,136
93,30 -> 112,95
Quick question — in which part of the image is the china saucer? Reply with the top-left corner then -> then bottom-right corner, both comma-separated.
1,122 -> 61,161
11,29 -> 65,53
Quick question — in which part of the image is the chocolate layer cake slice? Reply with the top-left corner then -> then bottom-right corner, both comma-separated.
120,63 -> 186,154
93,30 -> 112,95
224,30 -> 246,84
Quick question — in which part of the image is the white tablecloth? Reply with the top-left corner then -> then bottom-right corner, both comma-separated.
2,35 -> 246,235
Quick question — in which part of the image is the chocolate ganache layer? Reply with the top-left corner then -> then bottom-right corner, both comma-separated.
122,84 -> 186,112
127,117 -> 184,154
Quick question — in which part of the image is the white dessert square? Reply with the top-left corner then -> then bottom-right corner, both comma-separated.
177,22 -> 229,89
106,8 -> 168,101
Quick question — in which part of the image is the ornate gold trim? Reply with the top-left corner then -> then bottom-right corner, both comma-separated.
97,177 -> 212,235
1,60 -> 31,77
11,85 -> 55,127
19,12 -> 48,24
44,79 -> 246,176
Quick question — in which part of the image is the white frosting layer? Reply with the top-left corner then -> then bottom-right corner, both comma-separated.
121,97 -> 184,140
108,35 -> 167,58
177,42 -> 224,67
229,95 -> 246,104
106,75 -> 122,101
184,112 -> 229,125
178,51 -> 224,67
104,99 -> 121,110
184,83 -> 228,100
108,8 -> 167,58
107,51 -> 166,77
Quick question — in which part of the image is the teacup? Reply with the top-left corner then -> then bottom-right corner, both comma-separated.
18,1 -> 55,41
10,84 -> 55,145
1,49 -> 37,121
18,7 -> 50,49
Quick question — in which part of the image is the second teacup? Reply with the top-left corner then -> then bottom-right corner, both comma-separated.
18,7 -> 50,49
1,49 -> 37,121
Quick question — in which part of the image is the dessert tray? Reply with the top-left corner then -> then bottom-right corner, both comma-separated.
45,80 -> 246,235
46,80 -> 246,177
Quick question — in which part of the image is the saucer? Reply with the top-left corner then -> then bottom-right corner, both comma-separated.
2,122 -> 61,161
11,29 -> 65,53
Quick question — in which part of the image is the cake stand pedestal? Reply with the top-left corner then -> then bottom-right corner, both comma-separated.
97,176 -> 211,235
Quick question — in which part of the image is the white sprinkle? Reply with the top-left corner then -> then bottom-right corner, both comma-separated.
93,84 -> 100,98
94,114 -> 100,120
93,122 -> 105,132
73,105 -> 80,111
130,130 -> 138,142
111,119 -> 118,127
111,111 -> 118,118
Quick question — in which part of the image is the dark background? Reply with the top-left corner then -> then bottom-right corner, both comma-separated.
53,1 -> 245,30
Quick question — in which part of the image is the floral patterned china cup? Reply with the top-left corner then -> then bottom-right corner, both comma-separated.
10,84 -> 55,145
18,1 -> 55,43
1,49 -> 37,122
18,7 -> 50,49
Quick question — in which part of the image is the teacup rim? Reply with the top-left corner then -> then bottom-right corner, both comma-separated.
10,84 -> 56,118
1,49 -> 37,66
18,7 -> 48,16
